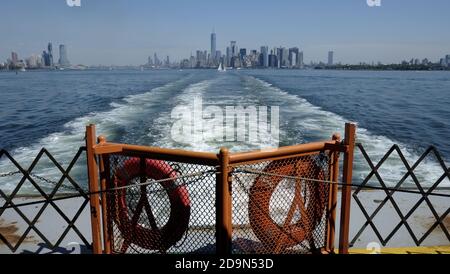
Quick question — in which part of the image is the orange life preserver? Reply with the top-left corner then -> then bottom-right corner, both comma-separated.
248,157 -> 327,252
111,158 -> 190,252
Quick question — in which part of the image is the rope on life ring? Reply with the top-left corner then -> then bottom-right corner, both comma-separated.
248,156 -> 328,253
110,158 -> 191,253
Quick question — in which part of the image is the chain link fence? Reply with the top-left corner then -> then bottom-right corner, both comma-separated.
105,154 -> 217,254
101,150 -> 333,254
230,153 -> 331,254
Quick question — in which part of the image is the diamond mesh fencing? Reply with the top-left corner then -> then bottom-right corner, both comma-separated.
105,154 -> 216,254
231,153 -> 331,254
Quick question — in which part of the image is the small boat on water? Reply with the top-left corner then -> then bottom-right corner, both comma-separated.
20,67 -> 26,72
217,62 -> 226,72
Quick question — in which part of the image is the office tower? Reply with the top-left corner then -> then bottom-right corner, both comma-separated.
269,50 -> 278,68
226,47 -> 231,67
230,41 -> 237,57
58,44 -> 71,67
215,50 -> 221,62
48,43 -> 54,67
11,52 -> 18,64
26,54 -> 40,68
261,46 -> 269,67
154,53 -> 159,66
282,48 -> 289,67
211,31 -> 216,63
446,55 -> 450,66
298,51 -> 304,68
147,56 -> 153,66
42,51 -> 49,66
290,52 -> 297,68
328,51 -> 334,66
289,47 -> 299,68
239,48 -> 247,61
166,56 -> 170,67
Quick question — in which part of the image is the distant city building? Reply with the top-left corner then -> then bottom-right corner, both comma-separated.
165,56 -> 170,67
289,47 -> 299,68
226,46 -> 231,67
48,43 -> 54,67
215,50 -> 221,62
230,41 -> 237,57
239,48 -> 246,62
446,55 -> 450,67
154,53 -> 160,66
58,44 -> 71,67
11,52 -> 18,64
298,51 -> 304,68
42,51 -> 50,66
25,54 -> 40,68
261,46 -> 269,67
282,48 -> 289,67
210,31 -> 216,64
328,51 -> 334,66
290,52 -> 297,68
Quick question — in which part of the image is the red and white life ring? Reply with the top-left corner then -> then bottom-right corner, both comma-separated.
111,158 -> 190,252
248,157 -> 327,252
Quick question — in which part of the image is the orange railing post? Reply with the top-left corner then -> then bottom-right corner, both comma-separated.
216,147 -> 232,254
97,135 -> 112,254
326,133 -> 341,252
86,124 -> 103,254
338,123 -> 356,254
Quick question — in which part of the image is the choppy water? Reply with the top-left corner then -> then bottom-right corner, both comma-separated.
1,69 -> 449,193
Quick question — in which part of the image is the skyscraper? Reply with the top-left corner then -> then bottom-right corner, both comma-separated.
282,48 -> 289,67
328,51 -> 334,66
261,46 -> 269,67
239,48 -> 247,62
11,52 -> 18,64
289,47 -> 299,68
298,51 -> 304,68
42,51 -> 50,67
210,31 -> 216,64
230,41 -> 237,57
48,43 -> 54,67
58,44 -> 71,67
154,53 -> 159,66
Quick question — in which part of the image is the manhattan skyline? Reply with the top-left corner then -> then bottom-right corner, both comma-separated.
1,0 -> 450,65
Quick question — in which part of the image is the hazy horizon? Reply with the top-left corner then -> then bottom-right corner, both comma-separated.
1,0 -> 450,66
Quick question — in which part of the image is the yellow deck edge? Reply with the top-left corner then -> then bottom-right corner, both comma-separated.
339,245 -> 450,254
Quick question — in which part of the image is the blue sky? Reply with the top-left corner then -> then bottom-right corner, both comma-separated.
1,0 -> 449,65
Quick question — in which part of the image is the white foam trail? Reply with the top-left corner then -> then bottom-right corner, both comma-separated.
0,76 -> 194,194
246,76 -> 449,187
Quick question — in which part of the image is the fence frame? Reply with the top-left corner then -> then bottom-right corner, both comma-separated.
85,123 -> 355,254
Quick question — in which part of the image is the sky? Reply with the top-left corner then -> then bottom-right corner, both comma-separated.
0,0 -> 450,66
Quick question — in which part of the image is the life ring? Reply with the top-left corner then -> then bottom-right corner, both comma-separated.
110,158 -> 190,252
248,157 -> 327,252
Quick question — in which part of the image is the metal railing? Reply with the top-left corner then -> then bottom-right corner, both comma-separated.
86,124 -> 354,254
0,147 -> 91,253
350,143 -> 450,247
4,122 -> 447,254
